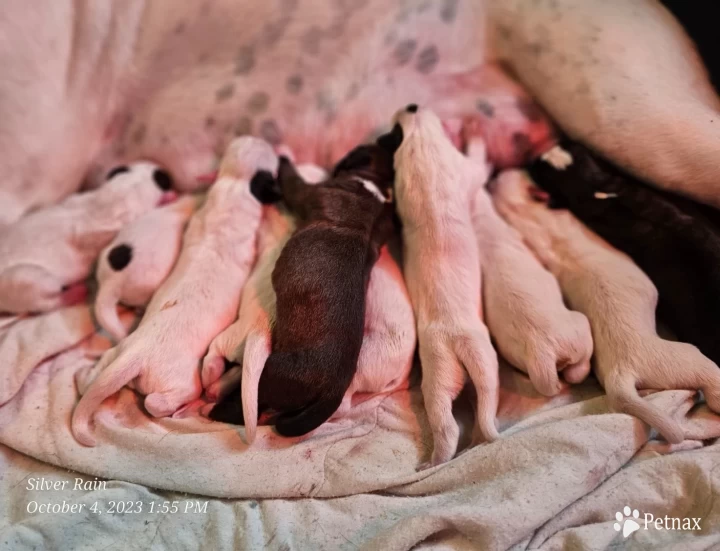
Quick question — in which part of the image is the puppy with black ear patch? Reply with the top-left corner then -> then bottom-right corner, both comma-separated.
529,140 -> 720,368
250,145 -> 396,438
95,194 -> 201,342
391,105 -> 500,468
0,162 -> 176,314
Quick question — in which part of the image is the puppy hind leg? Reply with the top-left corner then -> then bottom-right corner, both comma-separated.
206,364 -> 242,402
453,330 -> 500,443
144,384 -> 200,418
418,340 -> 463,467
605,371 -> 684,444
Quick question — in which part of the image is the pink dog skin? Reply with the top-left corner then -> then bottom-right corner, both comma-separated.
0,162 -> 174,314
94,195 -> 200,341
71,137 -> 277,446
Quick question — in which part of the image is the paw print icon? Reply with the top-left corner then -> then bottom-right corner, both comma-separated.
614,506 -> 641,538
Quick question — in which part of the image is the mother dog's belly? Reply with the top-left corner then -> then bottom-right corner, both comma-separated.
100,0 -> 551,188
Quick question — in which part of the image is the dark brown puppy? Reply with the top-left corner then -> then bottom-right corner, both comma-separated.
528,139 -> 720,367
211,140 -> 398,436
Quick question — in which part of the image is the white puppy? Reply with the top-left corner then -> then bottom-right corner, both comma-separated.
94,194 -> 200,341
0,162 -> 175,314
471,177 -> 593,396
391,105 -> 499,467
200,162 -> 326,399
203,164 -> 416,445
491,170 -> 720,444
71,137 -> 277,446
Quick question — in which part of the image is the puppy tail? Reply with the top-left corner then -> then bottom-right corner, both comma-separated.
274,392 -> 345,438
94,277 -> 127,342
607,374 -> 684,444
71,351 -> 139,447
241,329 -> 272,444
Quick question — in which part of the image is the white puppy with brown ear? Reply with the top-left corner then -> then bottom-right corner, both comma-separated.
391,104 -> 499,467
71,137 -> 277,446
0,163 -> 176,314
94,195 -> 200,341
469,167 -> 593,396
491,170 -> 720,444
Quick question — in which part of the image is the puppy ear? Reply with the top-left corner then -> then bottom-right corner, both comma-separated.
377,123 -> 404,153
250,170 -> 282,204
333,147 -> 372,176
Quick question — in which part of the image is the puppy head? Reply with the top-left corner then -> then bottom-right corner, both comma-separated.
530,141 -> 624,210
390,104 -> 452,155
104,162 -> 177,207
218,136 -> 279,181
333,142 -> 396,196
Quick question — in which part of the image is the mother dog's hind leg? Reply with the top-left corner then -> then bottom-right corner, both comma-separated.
490,0 -> 720,207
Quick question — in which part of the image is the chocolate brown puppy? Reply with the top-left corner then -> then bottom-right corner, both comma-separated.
213,143 -> 397,436
529,140 -> 720,367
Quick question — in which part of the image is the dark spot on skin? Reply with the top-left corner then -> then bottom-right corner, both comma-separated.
440,0 -> 458,23
345,82 -> 360,101
246,91 -> 270,114
153,169 -> 174,191
516,98 -> 543,122
286,74 -> 303,95
259,119 -> 282,145
108,244 -> 133,271
215,83 -> 235,102
406,103 -> 418,113
106,166 -> 130,180
394,39 -> 417,66
234,117 -> 253,136
262,16 -> 291,47
205,116 -> 216,128
174,21 -> 186,34
234,46 -> 255,75
132,124 -> 147,145
512,133 -> 533,161
384,31 -> 397,45
326,20 -> 345,39
416,45 -> 439,74
301,26 -> 323,56
476,100 -> 495,117
249,501 -> 258,509
528,42 -> 544,56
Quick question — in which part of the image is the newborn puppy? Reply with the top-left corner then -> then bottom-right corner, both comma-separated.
528,140 -> 720,367
71,137 -> 277,446
94,195 -> 200,341
472,177 -> 593,396
492,170 -> 720,444
0,163 -> 175,314
243,145 -> 396,438
200,163 -> 326,400
392,104 -> 499,467
207,159 -> 415,446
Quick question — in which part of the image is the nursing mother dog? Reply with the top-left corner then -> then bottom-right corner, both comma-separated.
2,0 -> 720,226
